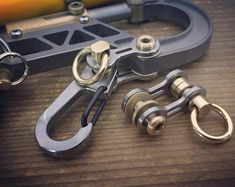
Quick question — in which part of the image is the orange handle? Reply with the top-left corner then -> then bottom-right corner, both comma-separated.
0,0 -> 112,25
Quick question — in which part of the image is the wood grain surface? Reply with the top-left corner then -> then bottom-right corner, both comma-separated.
0,0 -> 235,186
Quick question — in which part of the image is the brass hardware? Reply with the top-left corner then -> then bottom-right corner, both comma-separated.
122,69 -> 233,143
90,41 -> 110,65
72,40 -> 110,86
147,116 -> 166,136
122,89 -> 166,136
170,77 -> 212,118
136,35 -> 156,52
189,95 -> 212,118
122,90 -> 152,117
131,100 -> 158,124
68,1 -> 85,15
170,77 -> 191,98
190,103 -> 233,143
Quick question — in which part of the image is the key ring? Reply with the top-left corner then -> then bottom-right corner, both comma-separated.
72,41 -> 109,86
0,52 -> 29,86
191,103 -> 233,143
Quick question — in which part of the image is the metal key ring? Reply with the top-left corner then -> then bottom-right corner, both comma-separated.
191,103 -> 233,143
0,52 -> 29,86
72,47 -> 109,86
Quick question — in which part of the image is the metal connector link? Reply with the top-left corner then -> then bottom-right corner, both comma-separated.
122,69 -> 233,143
170,77 -> 212,118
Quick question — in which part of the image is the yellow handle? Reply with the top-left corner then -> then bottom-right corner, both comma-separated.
84,0 -> 111,7
0,0 -> 112,25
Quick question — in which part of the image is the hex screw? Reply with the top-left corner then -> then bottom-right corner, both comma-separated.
10,29 -> 23,39
146,115 -> 166,136
79,15 -> 91,24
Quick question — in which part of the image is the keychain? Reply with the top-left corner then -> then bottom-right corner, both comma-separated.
32,0 -> 215,158
122,69 -> 233,143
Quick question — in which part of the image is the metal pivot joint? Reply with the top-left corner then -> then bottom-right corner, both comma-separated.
122,69 -> 233,143
72,41 -> 110,86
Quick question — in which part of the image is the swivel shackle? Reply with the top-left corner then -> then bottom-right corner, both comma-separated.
122,69 -> 233,143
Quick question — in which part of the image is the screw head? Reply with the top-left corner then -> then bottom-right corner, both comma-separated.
79,15 -> 90,24
147,116 -> 166,136
136,35 -> 156,52
10,29 -> 23,39
68,1 -> 84,15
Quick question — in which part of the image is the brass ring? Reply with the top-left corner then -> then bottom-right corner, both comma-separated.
72,47 -> 109,86
0,52 -> 29,86
191,103 -> 233,143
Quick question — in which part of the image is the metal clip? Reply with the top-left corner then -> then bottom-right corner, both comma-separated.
35,82 -> 107,157
35,39 -> 159,158
122,69 -> 233,143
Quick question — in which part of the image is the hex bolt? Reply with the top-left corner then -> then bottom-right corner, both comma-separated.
79,15 -> 91,24
0,68 -> 13,91
170,76 -> 212,118
10,29 -> 23,39
136,35 -> 156,52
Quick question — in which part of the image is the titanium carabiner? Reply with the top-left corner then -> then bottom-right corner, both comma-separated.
35,83 -> 107,157
35,40 -> 158,158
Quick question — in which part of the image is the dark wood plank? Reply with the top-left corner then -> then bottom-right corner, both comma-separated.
0,0 -> 235,186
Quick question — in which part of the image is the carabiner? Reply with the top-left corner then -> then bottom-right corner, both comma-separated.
33,0 -> 215,157
34,39 -> 159,158
35,82 -> 107,157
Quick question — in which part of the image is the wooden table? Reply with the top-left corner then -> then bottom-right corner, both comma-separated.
0,0 -> 235,186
